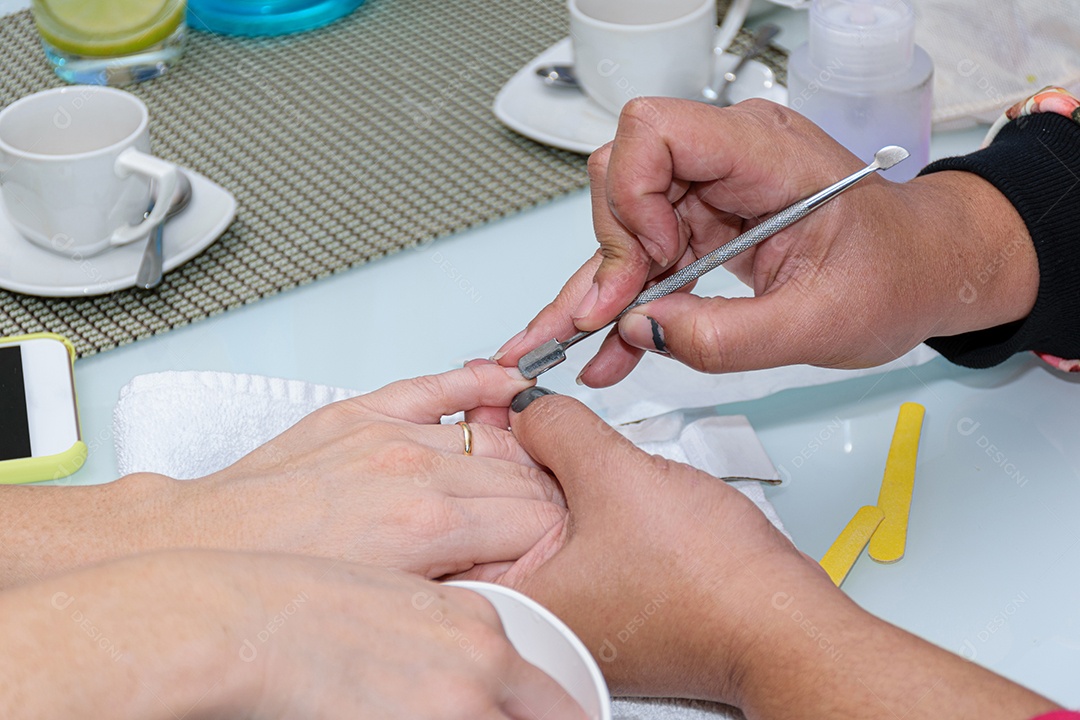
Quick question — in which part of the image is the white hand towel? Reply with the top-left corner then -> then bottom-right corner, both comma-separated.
113,370 -> 786,720
114,371 -> 360,480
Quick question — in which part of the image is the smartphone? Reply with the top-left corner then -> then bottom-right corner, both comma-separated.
0,334 -> 86,484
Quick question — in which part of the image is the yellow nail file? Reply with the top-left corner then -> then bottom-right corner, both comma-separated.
868,402 -> 925,564
820,505 -> 885,586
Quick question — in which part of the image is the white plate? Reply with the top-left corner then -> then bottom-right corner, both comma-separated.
0,168 -> 237,297
494,37 -> 788,154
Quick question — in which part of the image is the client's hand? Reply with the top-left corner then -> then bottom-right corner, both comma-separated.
0,363 -> 560,586
455,389 -> 1057,720
182,362 -> 562,578
495,98 -> 1038,386
0,550 -> 585,719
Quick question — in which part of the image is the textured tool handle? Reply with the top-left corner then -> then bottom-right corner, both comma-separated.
630,198 -> 812,308
625,148 -> 906,310
556,147 -> 907,359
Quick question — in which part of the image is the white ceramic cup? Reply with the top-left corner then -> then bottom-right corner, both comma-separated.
0,86 -> 178,258
569,0 -> 752,115
445,581 -> 612,720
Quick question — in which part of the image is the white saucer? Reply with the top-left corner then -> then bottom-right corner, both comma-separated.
494,38 -> 788,154
0,168 -> 237,297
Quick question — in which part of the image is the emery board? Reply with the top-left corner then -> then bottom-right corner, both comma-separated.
821,505 -> 886,586
869,402 -> 925,563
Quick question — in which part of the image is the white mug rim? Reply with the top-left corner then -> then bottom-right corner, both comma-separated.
569,0 -> 715,33
444,580 -> 611,718
0,85 -> 149,163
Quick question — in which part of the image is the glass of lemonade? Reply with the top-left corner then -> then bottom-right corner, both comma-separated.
31,0 -> 186,86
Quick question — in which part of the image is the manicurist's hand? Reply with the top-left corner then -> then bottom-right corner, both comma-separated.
1,362 -> 563,585
0,550 -> 585,720
456,388 -> 1059,719
457,386 -> 827,701
495,98 -> 1038,386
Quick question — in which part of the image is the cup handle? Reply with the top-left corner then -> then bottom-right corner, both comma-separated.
110,147 -> 179,247
713,0 -> 752,65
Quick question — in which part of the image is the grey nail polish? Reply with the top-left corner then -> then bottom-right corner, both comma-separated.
648,316 -> 668,354
511,386 -> 557,413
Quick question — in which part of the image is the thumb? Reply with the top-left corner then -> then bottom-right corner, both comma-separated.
615,290 -> 822,374
507,388 -> 655,516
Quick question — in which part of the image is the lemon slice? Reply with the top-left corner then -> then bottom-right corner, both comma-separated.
33,0 -> 185,57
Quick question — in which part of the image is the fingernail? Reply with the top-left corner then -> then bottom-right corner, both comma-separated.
510,386 -> 557,413
639,236 -> 669,267
492,328 -> 528,362
619,313 -> 668,354
572,283 -> 599,321
575,358 -> 594,386
503,364 -> 526,381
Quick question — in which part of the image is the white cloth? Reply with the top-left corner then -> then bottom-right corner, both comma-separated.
915,0 -> 1080,129
763,0 -> 1080,128
113,371 -> 789,720
114,371 -> 359,479
614,698 -> 746,719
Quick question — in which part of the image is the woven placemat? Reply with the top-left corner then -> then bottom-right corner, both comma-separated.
0,1 -> 785,357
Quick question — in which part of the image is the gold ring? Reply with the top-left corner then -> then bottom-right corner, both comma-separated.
456,420 -> 473,456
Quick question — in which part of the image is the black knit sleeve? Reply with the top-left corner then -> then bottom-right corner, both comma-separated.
918,112 -> 1080,368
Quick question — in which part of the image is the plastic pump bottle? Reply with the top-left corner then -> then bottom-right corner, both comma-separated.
787,0 -> 933,182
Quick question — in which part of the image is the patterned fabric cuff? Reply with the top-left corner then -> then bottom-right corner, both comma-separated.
921,87 -> 1080,371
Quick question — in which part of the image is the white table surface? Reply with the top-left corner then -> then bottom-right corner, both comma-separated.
7,0 -> 1080,708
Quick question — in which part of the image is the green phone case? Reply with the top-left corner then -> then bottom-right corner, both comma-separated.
0,333 -> 87,485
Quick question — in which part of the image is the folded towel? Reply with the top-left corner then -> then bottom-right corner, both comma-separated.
114,370 -> 787,720
114,371 -> 359,480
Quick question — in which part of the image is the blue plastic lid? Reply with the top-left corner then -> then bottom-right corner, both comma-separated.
187,0 -> 367,37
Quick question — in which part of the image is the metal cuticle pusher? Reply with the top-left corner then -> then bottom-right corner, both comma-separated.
517,145 -> 909,380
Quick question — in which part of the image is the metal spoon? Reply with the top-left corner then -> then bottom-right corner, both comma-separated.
703,22 -> 780,105
136,171 -> 192,290
535,64 -> 579,89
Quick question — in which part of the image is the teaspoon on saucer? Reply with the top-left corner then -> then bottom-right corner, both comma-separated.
702,23 -> 780,105
136,171 -> 193,290
535,64 -> 579,89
